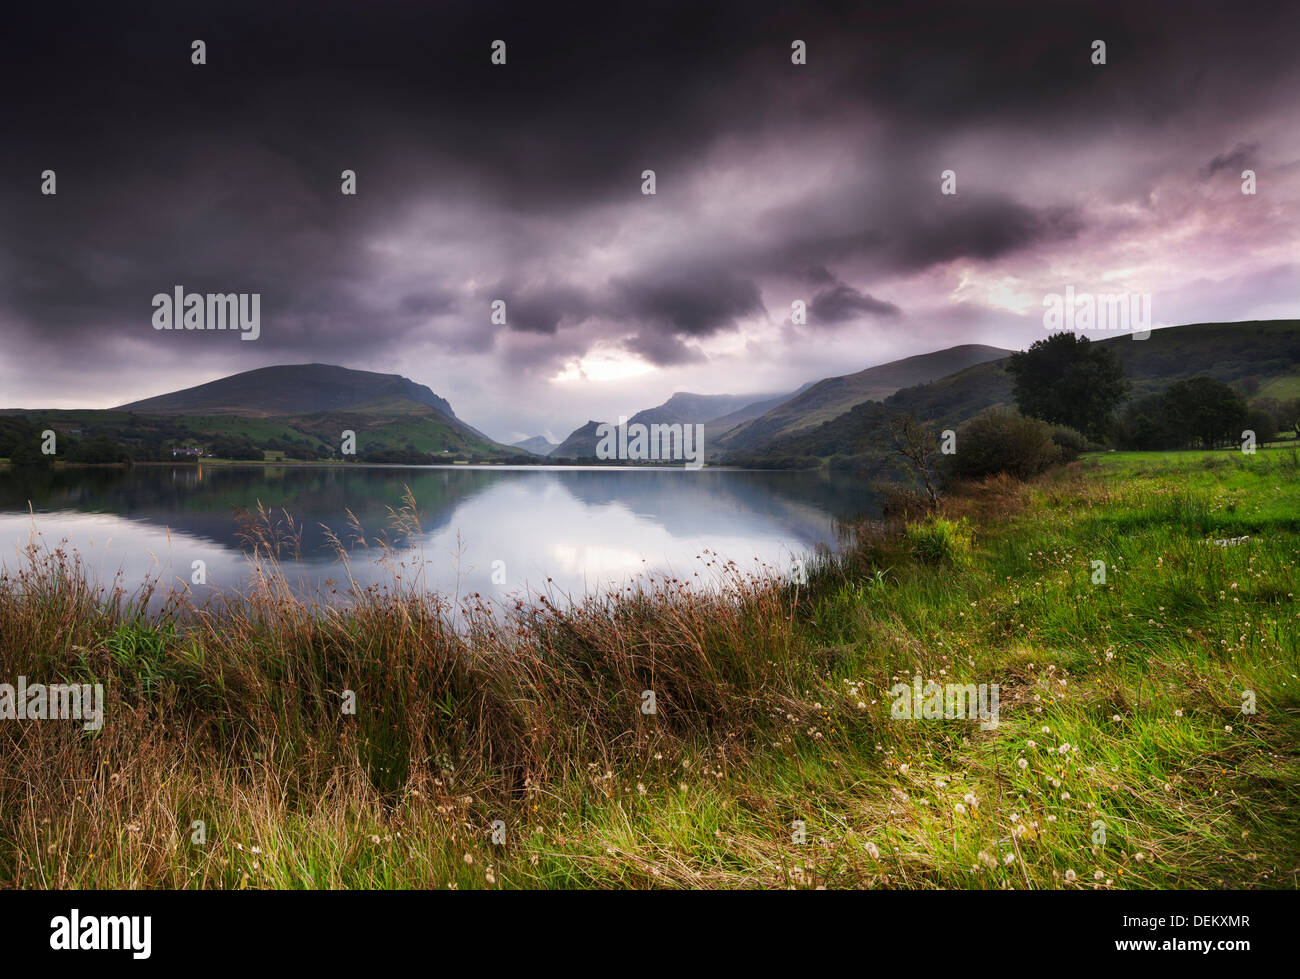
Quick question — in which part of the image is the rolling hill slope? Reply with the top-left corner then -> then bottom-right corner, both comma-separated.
4,364 -> 513,460
552,390 -> 796,458
118,364 -> 457,418
715,344 -> 1011,454
735,320 -> 1300,461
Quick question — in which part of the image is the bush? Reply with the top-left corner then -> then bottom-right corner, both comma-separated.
1050,424 -> 1089,462
1245,408 -> 1278,446
904,516 -> 973,566
7,442 -> 53,468
944,410 -> 1061,482
872,480 -> 934,518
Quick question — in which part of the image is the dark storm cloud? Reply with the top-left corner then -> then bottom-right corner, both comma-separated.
0,0 -> 1297,415
892,198 -> 1085,270
398,290 -> 458,318
624,332 -> 706,368
1202,142 -> 1259,179
611,265 -> 765,338
487,283 -> 597,336
763,194 -> 1083,278
809,283 -> 901,324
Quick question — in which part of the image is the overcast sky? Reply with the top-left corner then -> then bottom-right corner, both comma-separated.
2,0 -> 1297,442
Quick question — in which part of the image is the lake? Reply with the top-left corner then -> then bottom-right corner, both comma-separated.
0,464 -> 876,608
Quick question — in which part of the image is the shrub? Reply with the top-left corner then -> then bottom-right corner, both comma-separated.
944,410 -> 1061,482
872,480 -> 935,518
1245,408 -> 1278,446
904,516 -> 973,566
1050,424 -> 1089,462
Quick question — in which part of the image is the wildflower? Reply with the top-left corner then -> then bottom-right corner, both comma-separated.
1065,869 -> 1077,882
954,803 -> 967,815
865,841 -> 881,860
1017,758 -> 1028,770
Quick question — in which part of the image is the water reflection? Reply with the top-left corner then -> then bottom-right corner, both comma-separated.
0,465 -> 877,606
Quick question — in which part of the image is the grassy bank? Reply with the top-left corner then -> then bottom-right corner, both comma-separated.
1,449 -> 1298,889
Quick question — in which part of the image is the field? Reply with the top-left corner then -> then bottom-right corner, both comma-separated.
1,447 -> 1297,888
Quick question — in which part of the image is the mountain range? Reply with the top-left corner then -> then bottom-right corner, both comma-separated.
3,321 -> 1297,465
550,389 -> 802,458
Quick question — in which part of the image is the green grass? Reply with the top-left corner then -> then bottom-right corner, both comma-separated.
1,451 -> 1297,888
1258,375 -> 1300,400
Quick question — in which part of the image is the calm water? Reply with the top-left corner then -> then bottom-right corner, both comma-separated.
0,465 -> 876,608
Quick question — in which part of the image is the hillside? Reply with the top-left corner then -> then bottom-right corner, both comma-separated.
552,390 -> 793,459
4,364 -> 513,461
704,383 -> 816,441
117,364 -> 458,419
737,321 -> 1300,462
887,320 -> 1300,428
551,421 -> 604,459
715,344 -> 1011,454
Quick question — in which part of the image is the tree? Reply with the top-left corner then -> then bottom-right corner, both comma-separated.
1164,377 -> 1247,449
1006,333 -> 1129,442
1120,377 -> 1249,450
1276,398 -> 1300,436
886,412 -> 940,510
1119,392 -> 1178,450
1245,407 -> 1278,446
8,441 -> 52,468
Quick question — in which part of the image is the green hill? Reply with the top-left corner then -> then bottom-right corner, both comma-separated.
3,364 -> 513,461
117,364 -> 457,418
715,344 -> 1011,454
731,321 -> 1300,462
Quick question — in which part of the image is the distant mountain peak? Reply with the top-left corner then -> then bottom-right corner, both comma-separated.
510,435 -> 559,456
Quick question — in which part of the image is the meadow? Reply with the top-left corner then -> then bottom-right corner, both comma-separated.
1,447 -> 1297,889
